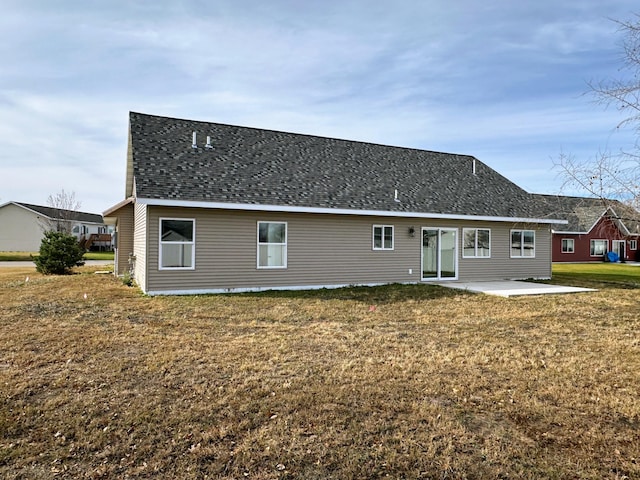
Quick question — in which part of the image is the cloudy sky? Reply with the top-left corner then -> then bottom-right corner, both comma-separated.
1,1 -> 638,214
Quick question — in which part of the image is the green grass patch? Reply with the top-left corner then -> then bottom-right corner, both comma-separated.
0,251 -> 114,261
0,252 -> 36,261
551,262 -> 640,289
83,251 -> 114,261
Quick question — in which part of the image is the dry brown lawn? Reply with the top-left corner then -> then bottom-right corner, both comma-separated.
1,266 -> 639,479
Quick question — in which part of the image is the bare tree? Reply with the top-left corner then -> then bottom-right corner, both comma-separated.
556,15 -> 640,211
39,189 -> 82,233
47,189 -> 81,212
555,150 -> 640,211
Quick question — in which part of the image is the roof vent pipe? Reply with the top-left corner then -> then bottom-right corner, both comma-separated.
394,189 -> 401,203
205,136 -> 213,149
472,158 -> 476,175
192,131 -> 197,149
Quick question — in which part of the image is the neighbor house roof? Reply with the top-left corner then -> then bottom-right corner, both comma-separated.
4,201 -> 104,224
535,194 -> 640,235
126,112 -> 564,224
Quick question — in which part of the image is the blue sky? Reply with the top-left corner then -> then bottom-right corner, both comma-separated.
0,1 -> 638,214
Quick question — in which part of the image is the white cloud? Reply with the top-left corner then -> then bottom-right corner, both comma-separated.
0,91 -> 128,212
1,0 -> 639,211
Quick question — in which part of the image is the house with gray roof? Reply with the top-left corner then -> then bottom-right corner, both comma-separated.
0,201 -> 110,252
536,195 -> 640,262
104,112 -> 566,295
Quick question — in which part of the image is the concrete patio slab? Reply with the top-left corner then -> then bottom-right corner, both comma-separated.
436,280 -> 596,297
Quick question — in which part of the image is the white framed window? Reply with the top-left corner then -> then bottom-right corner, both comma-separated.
631,240 -> 638,250
462,228 -> 490,258
561,238 -> 575,254
510,230 -> 535,258
590,239 -> 607,257
373,225 -> 394,250
159,218 -> 195,270
258,221 -> 287,269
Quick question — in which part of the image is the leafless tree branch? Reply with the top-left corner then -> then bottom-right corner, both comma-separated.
557,15 -> 640,211
39,189 -> 82,233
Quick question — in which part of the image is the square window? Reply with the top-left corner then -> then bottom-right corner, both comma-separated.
373,225 -> 394,250
511,230 -> 535,258
462,228 -> 490,258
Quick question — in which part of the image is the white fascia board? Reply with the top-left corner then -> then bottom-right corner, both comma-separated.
552,230 -> 588,235
103,197 -> 135,217
76,220 -> 105,226
581,208 -> 630,236
584,210 -> 609,234
136,198 -> 568,225
607,206 -> 631,236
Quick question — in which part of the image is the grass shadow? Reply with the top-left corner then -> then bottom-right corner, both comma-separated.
225,282 -> 470,304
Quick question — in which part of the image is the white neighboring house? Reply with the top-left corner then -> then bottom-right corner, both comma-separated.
0,201 -> 112,252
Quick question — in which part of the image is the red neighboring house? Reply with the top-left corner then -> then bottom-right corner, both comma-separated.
537,195 -> 640,262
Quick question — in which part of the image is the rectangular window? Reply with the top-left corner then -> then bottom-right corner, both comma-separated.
590,239 -> 607,257
511,230 -> 535,258
462,228 -> 491,258
373,225 -> 394,250
258,222 -> 287,268
631,240 -> 638,250
561,238 -> 575,254
160,218 -> 195,269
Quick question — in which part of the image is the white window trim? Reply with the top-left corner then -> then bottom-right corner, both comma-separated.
561,238 -> 575,254
159,217 -> 196,271
462,228 -> 491,258
372,225 -> 394,251
630,240 -> 638,250
590,239 -> 608,257
510,229 -> 536,259
257,221 -> 288,269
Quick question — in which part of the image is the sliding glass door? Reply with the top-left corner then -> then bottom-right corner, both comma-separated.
422,228 -> 458,280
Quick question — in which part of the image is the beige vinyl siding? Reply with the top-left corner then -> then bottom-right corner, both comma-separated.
133,203 -> 148,292
0,204 -> 43,251
113,203 -> 134,276
456,221 -> 552,281
145,208 -> 418,293
140,206 -> 553,294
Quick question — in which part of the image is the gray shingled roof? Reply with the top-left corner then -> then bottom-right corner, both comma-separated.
129,112 -> 550,219
14,202 -> 104,224
535,194 -> 640,234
